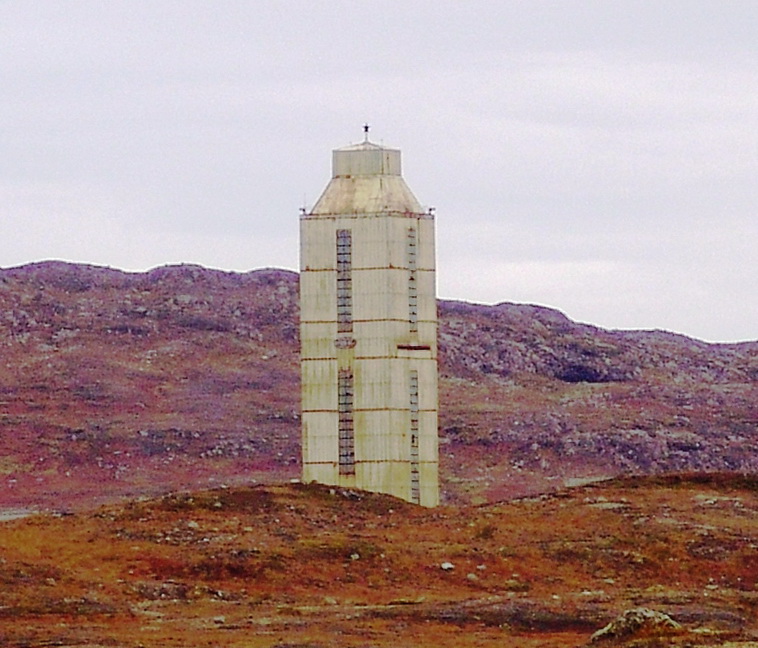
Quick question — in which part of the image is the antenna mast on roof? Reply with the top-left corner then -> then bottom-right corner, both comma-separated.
362,123 -> 370,141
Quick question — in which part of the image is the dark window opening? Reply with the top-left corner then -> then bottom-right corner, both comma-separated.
338,368 -> 355,475
336,229 -> 352,333
410,370 -> 420,503
407,227 -> 418,333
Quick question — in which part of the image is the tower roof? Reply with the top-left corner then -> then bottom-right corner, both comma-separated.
336,140 -> 385,152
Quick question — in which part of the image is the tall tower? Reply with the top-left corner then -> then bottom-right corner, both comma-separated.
300,132 -> 439,506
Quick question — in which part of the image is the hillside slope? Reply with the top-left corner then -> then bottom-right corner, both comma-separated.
0,261 -> 756,509
1,475 -> 757,647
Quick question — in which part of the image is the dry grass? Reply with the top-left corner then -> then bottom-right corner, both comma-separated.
1,474 -> 757,647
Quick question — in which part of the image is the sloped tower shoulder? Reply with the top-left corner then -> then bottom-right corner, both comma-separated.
308,139 -> 423,216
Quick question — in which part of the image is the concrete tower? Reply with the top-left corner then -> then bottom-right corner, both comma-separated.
300,132 -> 439,506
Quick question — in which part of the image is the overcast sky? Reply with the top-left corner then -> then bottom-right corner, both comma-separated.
1,2 -> 756,342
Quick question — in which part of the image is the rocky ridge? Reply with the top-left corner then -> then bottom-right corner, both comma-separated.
0,261 -> 756,509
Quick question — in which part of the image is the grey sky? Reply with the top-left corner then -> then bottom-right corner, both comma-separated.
1,1 -> 756,342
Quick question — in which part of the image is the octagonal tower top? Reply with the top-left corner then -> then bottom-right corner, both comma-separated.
332,140 -> 402,177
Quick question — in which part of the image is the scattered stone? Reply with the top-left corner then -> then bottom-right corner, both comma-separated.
440,562 -> 454,571
388,596 -> 426,605
503,578 -> 530,592
587,501 -> 628,511
590,607 -> 683,644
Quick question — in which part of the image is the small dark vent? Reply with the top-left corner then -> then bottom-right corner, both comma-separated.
397,344 -> 431,351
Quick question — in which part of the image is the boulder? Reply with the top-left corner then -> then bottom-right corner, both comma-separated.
590,607 -> 682,644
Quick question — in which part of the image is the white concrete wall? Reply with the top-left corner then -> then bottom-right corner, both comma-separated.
300,144 -> 439,507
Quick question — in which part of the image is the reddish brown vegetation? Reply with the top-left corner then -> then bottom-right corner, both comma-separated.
1,475 -> 757,646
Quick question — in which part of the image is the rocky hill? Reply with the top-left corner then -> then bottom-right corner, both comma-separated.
0,261 -> 756,510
